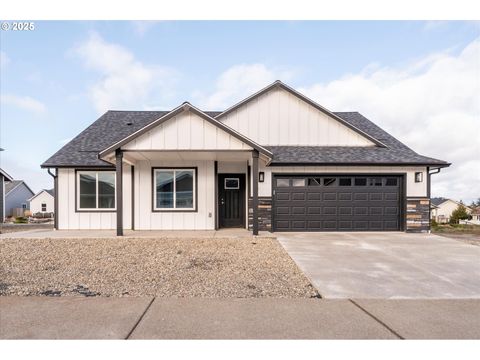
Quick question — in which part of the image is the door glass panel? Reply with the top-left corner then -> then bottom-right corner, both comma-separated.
292,178 -> 306,187
156,171 -> 174,208
276,178 -> 290,187
224,178 -> 239,189
176,171 -> 194,208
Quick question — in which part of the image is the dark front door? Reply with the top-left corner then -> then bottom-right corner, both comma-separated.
218,174 -> 245,228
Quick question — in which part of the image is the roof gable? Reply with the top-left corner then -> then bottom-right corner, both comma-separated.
99,103 -> 272,159
5,180 -> 34,197
215,81 -> 386,147
28,189 -> 54,202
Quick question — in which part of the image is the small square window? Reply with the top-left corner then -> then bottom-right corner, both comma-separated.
292,178 -> 306,187
339,178 -> 352,186
385,178 -> 398,186
369,178 -> 382,186
276,179 -> 290,187
41,203 -> 47,212
354,178 -> 367,186
308,178 -> 321,186
224,178 -> 239,189
323,178 -> 336,186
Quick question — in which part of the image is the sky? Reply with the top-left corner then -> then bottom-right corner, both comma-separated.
0,21 -> 479,203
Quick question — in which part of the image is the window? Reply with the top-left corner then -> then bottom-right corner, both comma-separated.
323,178 -> 336,186
41,203 -> 47,212
154,169 -> 195,210
339,178 -> 352,186
415,172 -> 423,183
385,178 -> 398,186
276,178 -> 290,187
354,178 -> 367,186
292,178 -> 306,187
308,177 -> 321,186
369,178 -> 382,187
77,171 -> 116,210
224,178 -> 239,189
22,203 -> 27,209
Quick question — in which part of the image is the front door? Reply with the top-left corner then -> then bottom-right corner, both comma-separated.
218,174 -> 245,228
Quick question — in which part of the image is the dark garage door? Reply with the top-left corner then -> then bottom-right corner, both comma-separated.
273,175 -> 403,231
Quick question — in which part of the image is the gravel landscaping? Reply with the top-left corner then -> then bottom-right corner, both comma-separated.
0,237 -> 319,298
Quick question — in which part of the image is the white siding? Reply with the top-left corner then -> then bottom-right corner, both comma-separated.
57,165 -> 132,230
123,110 -> 252,151
29,191 -> 54,214
221,86 -> 375,146
134,160 -> 215,230
249,160 -> 428,198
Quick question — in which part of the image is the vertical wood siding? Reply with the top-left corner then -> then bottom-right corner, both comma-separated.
221,87 -> 375,146
123,110 -> 252,151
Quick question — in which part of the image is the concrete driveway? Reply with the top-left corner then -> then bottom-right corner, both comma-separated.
277,232 -> 480,299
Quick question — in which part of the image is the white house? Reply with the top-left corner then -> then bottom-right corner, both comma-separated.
41,81 -> 450,235
28,189 -> 55,215
431,197 -> 471,223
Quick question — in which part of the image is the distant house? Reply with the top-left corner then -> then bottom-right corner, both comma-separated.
4,180 -> 35,218
1,168 -> 14,221
430,197 -> 471,223
28,189 -> 55,215
469,208 -> 480,225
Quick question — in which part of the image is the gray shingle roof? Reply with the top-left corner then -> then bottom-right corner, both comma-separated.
5,180 -> 23,195
431,197 -> 448,206
46,189 -> 55,197
41,110 -> 448,167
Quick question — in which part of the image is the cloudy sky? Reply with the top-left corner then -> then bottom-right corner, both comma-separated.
0,21 -> 479,203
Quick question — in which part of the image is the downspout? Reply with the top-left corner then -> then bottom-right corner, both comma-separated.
47,168 -> 58,230
427,167 -> 442,233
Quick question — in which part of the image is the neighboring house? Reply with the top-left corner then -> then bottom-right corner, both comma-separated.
4,180 -> 35,218
470,208 -> 480,225
41,81 -> 450,235
430,197 -> 471,223
1,168 -> 14,222
28,189 -> 55,215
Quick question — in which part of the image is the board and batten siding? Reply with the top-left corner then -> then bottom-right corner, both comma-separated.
57,166 -> 132,230
250,160 -> 428,198
134,160 -> 215,230
29,191 -> 54,214
220,86 -> 375,147
123,110 -> 252,151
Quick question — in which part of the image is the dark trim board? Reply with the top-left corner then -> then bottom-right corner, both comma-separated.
131,165 -> 135,230
74,168 -> 117,213
271,172 -> 406,232
150,167 -> 199,213
214,161 -> 218,230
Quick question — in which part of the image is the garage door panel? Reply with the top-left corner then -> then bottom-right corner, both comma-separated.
273,175 -> 402,232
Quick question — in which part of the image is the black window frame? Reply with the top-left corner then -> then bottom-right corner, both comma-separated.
151,167 -> 198,213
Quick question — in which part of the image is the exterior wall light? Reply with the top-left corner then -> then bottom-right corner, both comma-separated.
415,172 -> 423,183
259,172 -> 265,182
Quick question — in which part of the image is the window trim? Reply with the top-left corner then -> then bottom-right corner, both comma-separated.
41,203 -> 47,212
151,167 -> 198,213
76,169 -> 117,212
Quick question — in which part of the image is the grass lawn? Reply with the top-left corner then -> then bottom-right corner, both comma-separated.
432,224 -> 480,245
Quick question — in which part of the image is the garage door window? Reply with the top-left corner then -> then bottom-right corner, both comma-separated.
385,178 -> 398,186
369,178 -> 382,187
292,178 -> 306,187
339,178 -> 352,186
323,178 -> 336,186
308,177 -> 321,186
276,178 -> 290,187
354,178 -> 367,186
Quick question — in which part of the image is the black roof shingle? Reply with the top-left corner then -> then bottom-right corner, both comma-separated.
41,110 -> 448,168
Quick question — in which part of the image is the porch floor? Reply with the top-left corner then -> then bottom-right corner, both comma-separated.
0,228 -> 274,239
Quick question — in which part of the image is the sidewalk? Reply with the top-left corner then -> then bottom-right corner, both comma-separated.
1,297 -> 479,339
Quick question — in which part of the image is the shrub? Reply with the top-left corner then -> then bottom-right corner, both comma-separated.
450,204 -> 470,225
14,217 -> 28,224
431,218 -> 438,227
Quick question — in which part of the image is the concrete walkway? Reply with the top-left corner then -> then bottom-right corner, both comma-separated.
1,297 -> 479,339
277,232 -> 480,299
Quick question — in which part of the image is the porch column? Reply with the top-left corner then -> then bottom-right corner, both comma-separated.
116,149 -> 123,236
252,150 -> 259,235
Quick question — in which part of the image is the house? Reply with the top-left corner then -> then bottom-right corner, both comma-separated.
430,197 -> 471,223
3,180 -> 35,219
41,81 -> 450,235
1,168 -> 14,222
470,208 -> 480,225
28,189 -> 55,215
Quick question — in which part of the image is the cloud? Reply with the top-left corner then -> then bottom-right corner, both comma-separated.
131,21 -> 161,36
297,38 -> 480,203
0,94 -> 47,114
195,63 -> 294,110
0,51 -> 9,69
73,32 -> 178,113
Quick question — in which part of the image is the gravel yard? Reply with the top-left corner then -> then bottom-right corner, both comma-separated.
0,237 -> 318,298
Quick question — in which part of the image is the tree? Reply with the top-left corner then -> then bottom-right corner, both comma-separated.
450,204 -> 471,224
